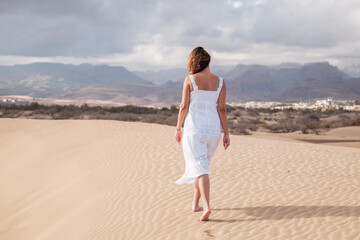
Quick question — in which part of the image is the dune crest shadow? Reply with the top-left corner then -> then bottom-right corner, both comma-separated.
210,205 -> 360,222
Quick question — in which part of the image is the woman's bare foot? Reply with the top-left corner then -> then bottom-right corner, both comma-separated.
199,209 -> 211,221
192,205 -> 202,212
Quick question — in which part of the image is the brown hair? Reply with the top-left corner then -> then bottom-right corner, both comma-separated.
187,46 -> 211,74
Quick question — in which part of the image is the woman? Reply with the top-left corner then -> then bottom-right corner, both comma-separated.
174,46 -> 230,222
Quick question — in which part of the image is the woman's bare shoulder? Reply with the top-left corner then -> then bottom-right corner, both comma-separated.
194,72 -> 218,79
182,75 -> 192,90
208,71 -> 220,79
183,75 -> 190,83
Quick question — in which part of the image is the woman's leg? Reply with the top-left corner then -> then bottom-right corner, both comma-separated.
198,174 -> 211,221
192,178 -> 201,211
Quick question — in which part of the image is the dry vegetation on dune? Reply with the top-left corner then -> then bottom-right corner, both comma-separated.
0,102 -> 179,126
225,106 -> 360,135
1,102 -> 359,135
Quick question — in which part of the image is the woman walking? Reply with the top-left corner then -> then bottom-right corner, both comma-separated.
174,46 -> 230,222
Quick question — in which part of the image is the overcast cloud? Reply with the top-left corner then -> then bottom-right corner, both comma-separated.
0,0 -> 359,74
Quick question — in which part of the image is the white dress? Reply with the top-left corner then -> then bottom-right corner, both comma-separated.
175,74 -> 223,184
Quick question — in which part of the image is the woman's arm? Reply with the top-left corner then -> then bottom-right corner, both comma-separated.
176,76 -> 191,130
217,80 -> 229,135
217,80 -> 230,149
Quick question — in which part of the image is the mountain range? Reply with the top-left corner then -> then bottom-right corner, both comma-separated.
0,62 -> 359,106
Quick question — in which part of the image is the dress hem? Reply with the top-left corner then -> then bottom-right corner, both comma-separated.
175,172 -> 209,185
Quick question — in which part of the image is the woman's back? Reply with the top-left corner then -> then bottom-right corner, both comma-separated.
184,74 -> 223,133
190,72 -> 220,92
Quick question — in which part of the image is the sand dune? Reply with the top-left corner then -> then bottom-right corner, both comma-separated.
0,119 -> 359,239
326,126 -> 360,137
251,126 -> 360,149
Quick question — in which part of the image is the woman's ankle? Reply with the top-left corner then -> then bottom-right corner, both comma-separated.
203,205 -> 211,211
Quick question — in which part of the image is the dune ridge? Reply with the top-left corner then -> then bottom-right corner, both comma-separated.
0,119 -> 359,239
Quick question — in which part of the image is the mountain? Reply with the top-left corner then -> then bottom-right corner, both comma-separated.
133,68 -> 187,86
222,62 -> 352,101
282,78 -> 360,100
133,65 -> 235,86
0,62 -> 359,106
58,82 -> 181,106
0,62 -> 148,88
299,62 -> 349,80
161,80 -> 183,90
342,64 -> 360,78
0,62 -> 152,99
270,62 -> 302,70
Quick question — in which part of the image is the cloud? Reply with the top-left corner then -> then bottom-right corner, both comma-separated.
0,0 -> 359,72
0,0 -> 156,56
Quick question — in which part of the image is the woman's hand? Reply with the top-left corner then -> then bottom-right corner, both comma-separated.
174,129 -> 182,144
223,134 -> 230,150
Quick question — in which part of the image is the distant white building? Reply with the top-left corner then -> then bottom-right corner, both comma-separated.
315,98 -> 333,107
226,98 -> 358,111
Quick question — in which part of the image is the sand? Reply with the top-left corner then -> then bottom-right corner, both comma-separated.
0,118 -> 359,240
250,126 -> 360,149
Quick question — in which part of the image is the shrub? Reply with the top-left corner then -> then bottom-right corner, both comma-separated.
225,104 -> 236,113
350,117 -> 360,126
300,109 -> 311,115
246,108 -> 260,116
53,110 -> 76,119
27,102 -> 40,110
233,110 -> 242,117
141,114 -> 158,123
321,123 -> 331,128
301,126 -> 309,134
80,103 -> 90,111
249,118 -> 264,124
161,114 -> 178,126
264,118 -> 300,133
170,105 -> 178,113
114,113 -> 139,121
308,114 -> 320,121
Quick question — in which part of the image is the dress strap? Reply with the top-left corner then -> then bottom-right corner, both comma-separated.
189,75 -> 198,91
211,77 -> 219,91
217,77 -> 223,92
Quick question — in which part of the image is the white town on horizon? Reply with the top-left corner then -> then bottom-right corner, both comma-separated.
1,95 -> 360,112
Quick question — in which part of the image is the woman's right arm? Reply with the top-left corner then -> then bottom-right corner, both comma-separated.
217,79 -> 230,150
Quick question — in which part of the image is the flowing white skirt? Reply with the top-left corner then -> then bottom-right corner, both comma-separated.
175,131 -> 221,184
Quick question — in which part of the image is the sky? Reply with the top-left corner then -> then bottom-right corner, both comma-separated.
0,0 -> 360,75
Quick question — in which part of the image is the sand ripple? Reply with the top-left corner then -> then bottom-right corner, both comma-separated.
0,119 -> 359,239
